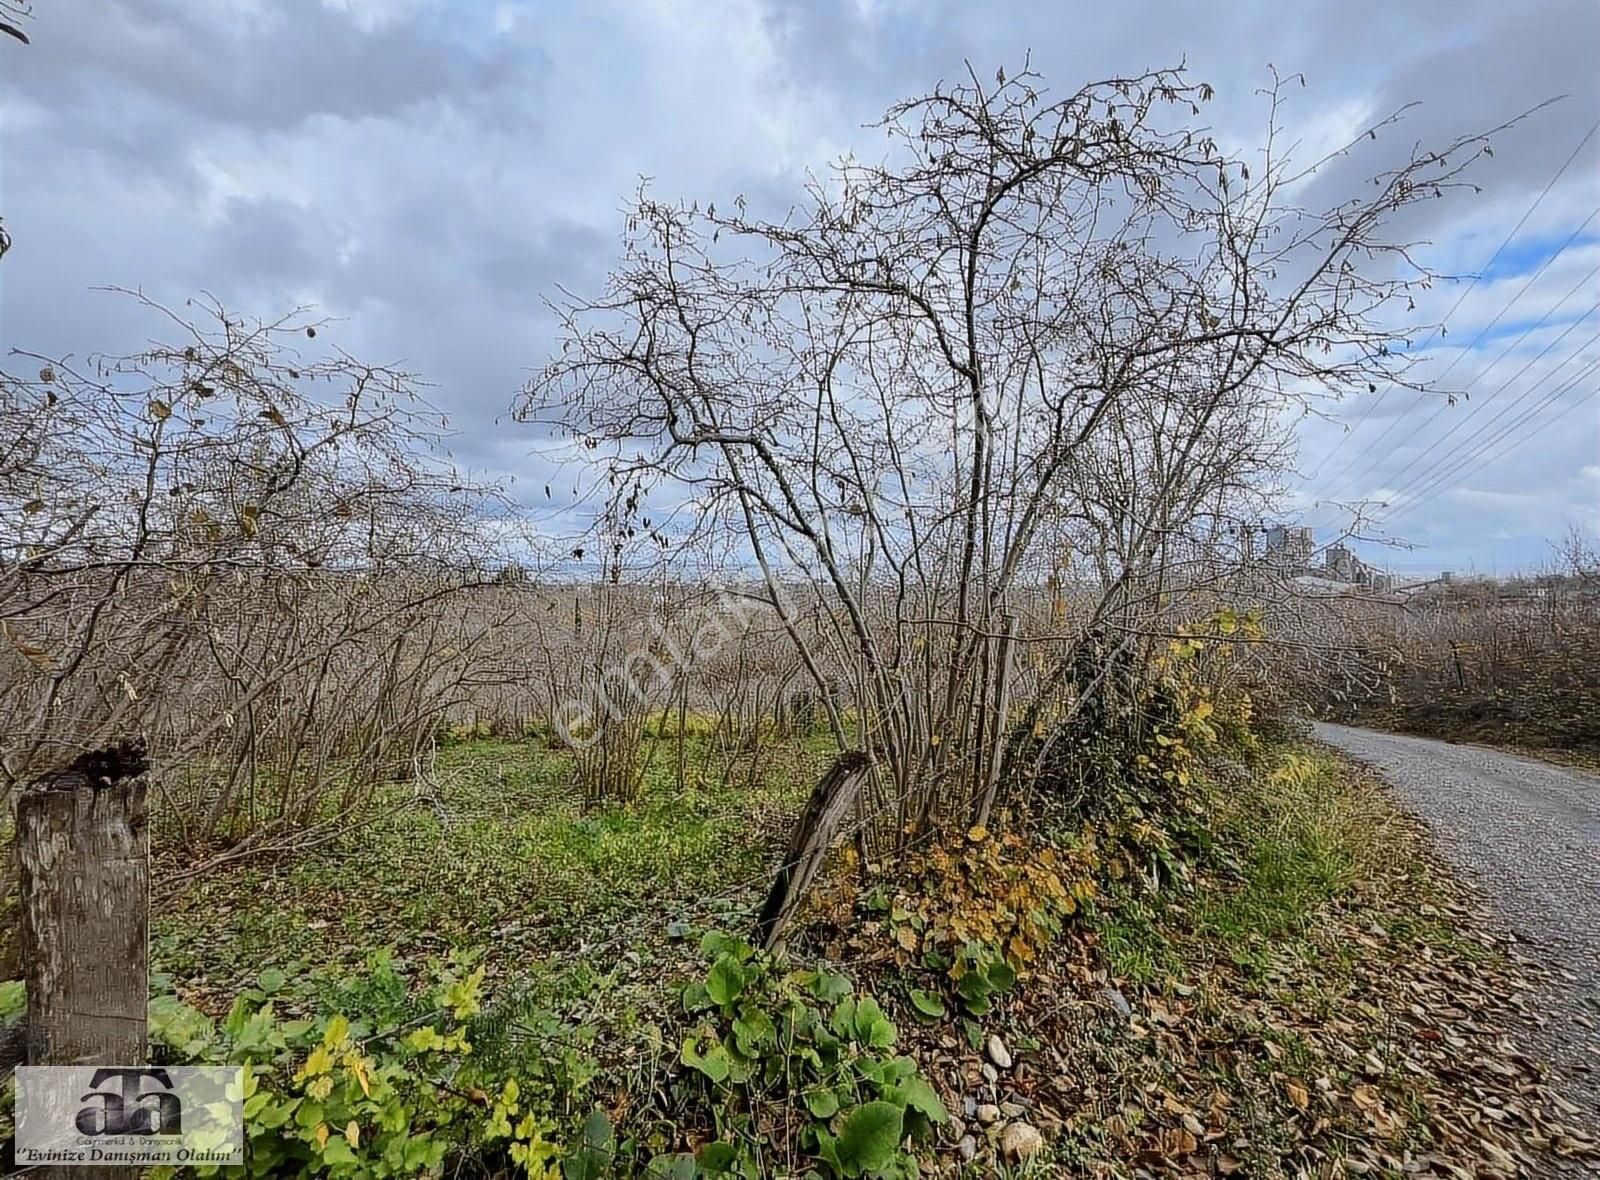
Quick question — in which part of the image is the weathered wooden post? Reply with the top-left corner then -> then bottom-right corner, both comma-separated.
755,750 -> 871,952
17,740 -> 150,1067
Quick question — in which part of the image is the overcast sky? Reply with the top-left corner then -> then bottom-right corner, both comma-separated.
3,0 -> 1596,576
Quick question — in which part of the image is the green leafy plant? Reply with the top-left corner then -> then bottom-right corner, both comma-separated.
147,955 -> 602,1178
675,932 -> 945,1178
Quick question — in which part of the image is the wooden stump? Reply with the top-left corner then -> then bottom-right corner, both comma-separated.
17,740 -> 150,1067
755,750 -> 871,952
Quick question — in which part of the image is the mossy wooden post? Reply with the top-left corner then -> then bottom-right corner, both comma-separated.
756,750 -> 870,952
17,740 -> 150,1067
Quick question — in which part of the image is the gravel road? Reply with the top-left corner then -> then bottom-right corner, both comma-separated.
1313,723 -> 1600,1129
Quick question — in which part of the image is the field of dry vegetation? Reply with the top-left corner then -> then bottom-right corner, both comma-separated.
3,63 -> 1596,1179
1311,553 -> 1600,759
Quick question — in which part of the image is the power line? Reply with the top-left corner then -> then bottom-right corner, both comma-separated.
1311,223 -> 1600,512
1380,354 -> 1600,523
1378,306 -> 1600,499
1301,117 -> 1600,489
1377,323 -> 1600,507
1380,385 -> 1597,528
1385,355 -> 1598,515
1429,387 -> 1597,504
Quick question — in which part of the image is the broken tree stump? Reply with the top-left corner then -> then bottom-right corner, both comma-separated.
755,750 -> 871,952
17,739 -> 150,1067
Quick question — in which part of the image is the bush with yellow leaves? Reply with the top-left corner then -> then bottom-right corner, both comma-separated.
867,824 -> 1096,1016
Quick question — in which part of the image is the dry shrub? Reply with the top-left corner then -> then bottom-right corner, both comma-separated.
0,294 -> 503,842
1321,577 -> 1600,751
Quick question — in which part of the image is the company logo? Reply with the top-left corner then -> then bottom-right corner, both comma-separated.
76,1067 -> 183,1136
15,1065 -> 243,1166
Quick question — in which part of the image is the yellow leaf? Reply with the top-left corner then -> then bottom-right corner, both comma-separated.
346,1053 -> 372,1097
344,1121 -> 359,1148
1285,1080 -> 1309,1111
3,622 -> 53,671
322,1014 -> 349,1048
314,1123 -> 330,1150
299,1045 -> 333,1078
966,825 -> 988,843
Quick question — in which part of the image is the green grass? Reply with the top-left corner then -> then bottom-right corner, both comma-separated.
1193,839 -> 1353,973
151,732 -> 830,1004
1083,889 -> 1179,984
1055,741 -> 1536,1176
1084,740 -> 1494,1003
1085,746 -> 1376,983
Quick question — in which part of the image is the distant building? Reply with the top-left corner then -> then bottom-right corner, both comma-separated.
1322,542 -> 1394,592
1324,543 -> 1356,583
1259,524 -> 1394,590
1264,525 -> 1315,572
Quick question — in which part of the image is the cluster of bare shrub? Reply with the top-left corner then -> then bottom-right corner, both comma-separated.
1311,531 -> 1600,750
1,64 -> 1514,903
519,64 -> 1504,847
0,294 -> 506,846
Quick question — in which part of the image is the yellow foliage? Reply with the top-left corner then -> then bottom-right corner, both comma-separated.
887,825 -> 1096,979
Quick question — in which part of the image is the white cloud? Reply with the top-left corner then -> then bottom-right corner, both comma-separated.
1,0 -> 1595,575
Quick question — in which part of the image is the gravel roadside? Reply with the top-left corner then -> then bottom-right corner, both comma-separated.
1312,722 -> 1600,1141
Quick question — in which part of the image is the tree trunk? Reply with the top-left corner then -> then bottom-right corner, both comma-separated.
972,614 -> 1019,831
755,751 -> 871,952
17,740 -> 150,1068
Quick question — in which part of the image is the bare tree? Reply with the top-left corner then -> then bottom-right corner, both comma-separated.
1556,524 -> 1599,584
0,0 -> 30,44
1,293 -> 503,835
520,63 -> 1496,844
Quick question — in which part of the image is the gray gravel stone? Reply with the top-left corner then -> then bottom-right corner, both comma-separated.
986,1033 -> 1012,1069
1313,723 -> 1600,1133
1100,985 -> 1133,1019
